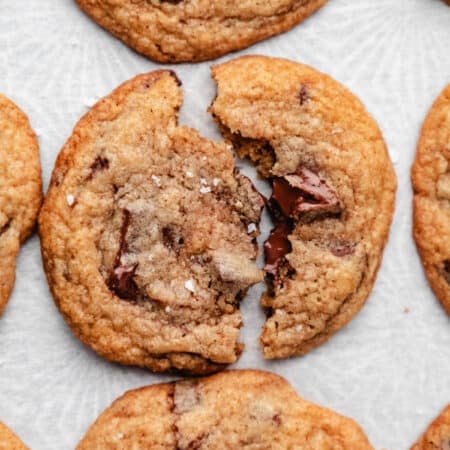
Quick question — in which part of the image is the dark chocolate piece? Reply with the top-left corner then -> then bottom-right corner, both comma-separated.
264,222 -> 293,275
271,167 -> 339,218
108,209 -> 139,300
299,84 -> 309,105
109,263 -> 138,300
168,70 -> 182,86
90,156 -> 109,173
264,166 -> 341,277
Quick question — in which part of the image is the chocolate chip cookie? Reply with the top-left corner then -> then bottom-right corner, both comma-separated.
411,405 -> 450,450
76,370 -> 374,449
0,421 -> 28,450
75,0 -> 328,63
412,84 -> 450,314
39,70 -> 263,374
0,95 -> 42,316
210,56 -> 396,359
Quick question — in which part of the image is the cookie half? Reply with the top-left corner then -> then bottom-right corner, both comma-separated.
0,421 -> 28,450
75,0 -> 328,63
412,84 -> 450,314
76,370 -> 373,449
411,405 -> 450,450
0,95 -> 42,316
210,56 -> 396,359
39,71 -> 263,374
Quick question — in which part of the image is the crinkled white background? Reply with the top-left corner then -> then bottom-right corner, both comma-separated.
0,1 -> 449,449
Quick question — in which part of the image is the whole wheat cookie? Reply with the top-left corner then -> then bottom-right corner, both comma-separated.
77,370 -> 373,449
0,95 -> 42,316
210,56 -> 396,359
412,84 -> 450,314
75,0 -> 328,63
0,421 -> 28,450
411,405 -> 450,450
39,70 -> 264,374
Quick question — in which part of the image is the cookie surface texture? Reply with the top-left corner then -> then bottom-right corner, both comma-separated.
0,421 -> 28,450
75,0 -> 328,63
411,405 -> 450,450
39,71 -> 263,374
0,95 -> 42,316
412,84 -> 450,314
210,56 -> 396,359
76,370 -> 374,449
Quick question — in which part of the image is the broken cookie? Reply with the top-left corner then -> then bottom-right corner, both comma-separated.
76,370 -> 374,449
412,84 -> 450,315
39,70 -> 263,374
210,55 -> 397,359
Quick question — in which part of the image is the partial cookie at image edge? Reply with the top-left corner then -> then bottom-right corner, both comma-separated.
76,370 -> 374,449
0,94 -> 42,317
412,84 -> 450,315
410,405 -> 450,450
75,0 -> 328,63
0,421 -> 29,450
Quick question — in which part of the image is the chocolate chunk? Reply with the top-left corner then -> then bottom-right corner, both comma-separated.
162,226 -> 184,253
108,209 -> 139,300
272,413 -> 282,426
264,166 -> 341,278
168,69 -> 182,86
109,263 -> 138,300
271,167 -> 340,218
90,156 -> 109,173
330,241 -> 354,257
299,84 -> 309,105
264,222 -> 293,275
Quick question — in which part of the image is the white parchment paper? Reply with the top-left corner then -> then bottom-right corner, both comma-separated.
0,1 -> 449,449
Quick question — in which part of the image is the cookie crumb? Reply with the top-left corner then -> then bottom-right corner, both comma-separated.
200,186 -> 211,194
66,194 -> 75,206
247,223 -> 257,234
151,175 -> 161,187
184,279 -> 195,293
